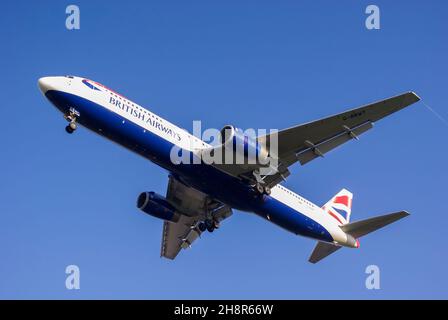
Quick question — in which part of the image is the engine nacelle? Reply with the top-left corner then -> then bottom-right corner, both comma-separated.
220,125 -> 269,165
137,192 -> 180,223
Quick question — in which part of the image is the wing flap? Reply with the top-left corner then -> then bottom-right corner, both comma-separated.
161,215 -> 202,259
296,121 -> 373,165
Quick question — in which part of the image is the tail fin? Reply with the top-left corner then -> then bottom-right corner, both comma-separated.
323,188 -> 353,225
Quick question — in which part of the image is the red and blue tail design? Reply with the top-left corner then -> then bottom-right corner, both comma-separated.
322,189 -> 353,225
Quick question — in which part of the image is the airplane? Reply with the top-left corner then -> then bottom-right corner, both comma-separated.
38,75 -> 420,263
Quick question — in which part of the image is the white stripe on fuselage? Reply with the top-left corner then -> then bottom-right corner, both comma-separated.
59,76 -> 348,245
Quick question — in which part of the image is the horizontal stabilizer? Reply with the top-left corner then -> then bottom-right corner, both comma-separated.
341,211 -> 410,238
309,241 -> 342,264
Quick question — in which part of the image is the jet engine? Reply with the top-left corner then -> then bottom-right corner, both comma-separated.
219,125 -> 269,165
137,192 -> 180,223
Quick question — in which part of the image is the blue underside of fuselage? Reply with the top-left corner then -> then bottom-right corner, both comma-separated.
45,90 -> 333,243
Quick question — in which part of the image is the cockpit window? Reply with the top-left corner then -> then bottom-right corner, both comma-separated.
82,79 -> 101,91
65,75 -> 74,79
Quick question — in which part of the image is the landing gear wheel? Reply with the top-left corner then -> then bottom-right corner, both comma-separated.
69,122 -> 77,130
198,222 -> 206,232
64,110 -> 78,134
264,186 -> 271,195
205,219 -> 215,233
65,125 -> 75,134
256,183 -> 264,194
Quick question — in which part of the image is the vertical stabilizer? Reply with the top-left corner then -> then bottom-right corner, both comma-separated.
323,189 -> 353,225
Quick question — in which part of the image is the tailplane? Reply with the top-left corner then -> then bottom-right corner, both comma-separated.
340,211 -> 410,238
309,242 -> 342,264
309,211 -> 410,264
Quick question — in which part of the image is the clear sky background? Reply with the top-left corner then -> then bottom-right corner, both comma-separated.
1,1 -> 447,299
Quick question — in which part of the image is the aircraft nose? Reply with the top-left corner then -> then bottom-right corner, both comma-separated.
38,77 -> 52,94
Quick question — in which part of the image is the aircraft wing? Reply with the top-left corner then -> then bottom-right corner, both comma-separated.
160,175 -> 233,259
256,92 -> 420,186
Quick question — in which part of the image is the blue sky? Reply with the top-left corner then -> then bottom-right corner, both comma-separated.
0,0 -> 447,299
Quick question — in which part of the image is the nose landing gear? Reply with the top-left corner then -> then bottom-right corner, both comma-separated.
64,108 -> 79,134
65,122 -> 77,134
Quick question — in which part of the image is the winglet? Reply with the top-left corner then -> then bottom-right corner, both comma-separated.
409,91 -> 421,102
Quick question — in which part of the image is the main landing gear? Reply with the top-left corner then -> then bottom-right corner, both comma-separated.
198,219 -> 218,233
197,198 -> 223,233
64,109 -> 78,134
255,182 -> 271,195
252,170 -> 271,196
